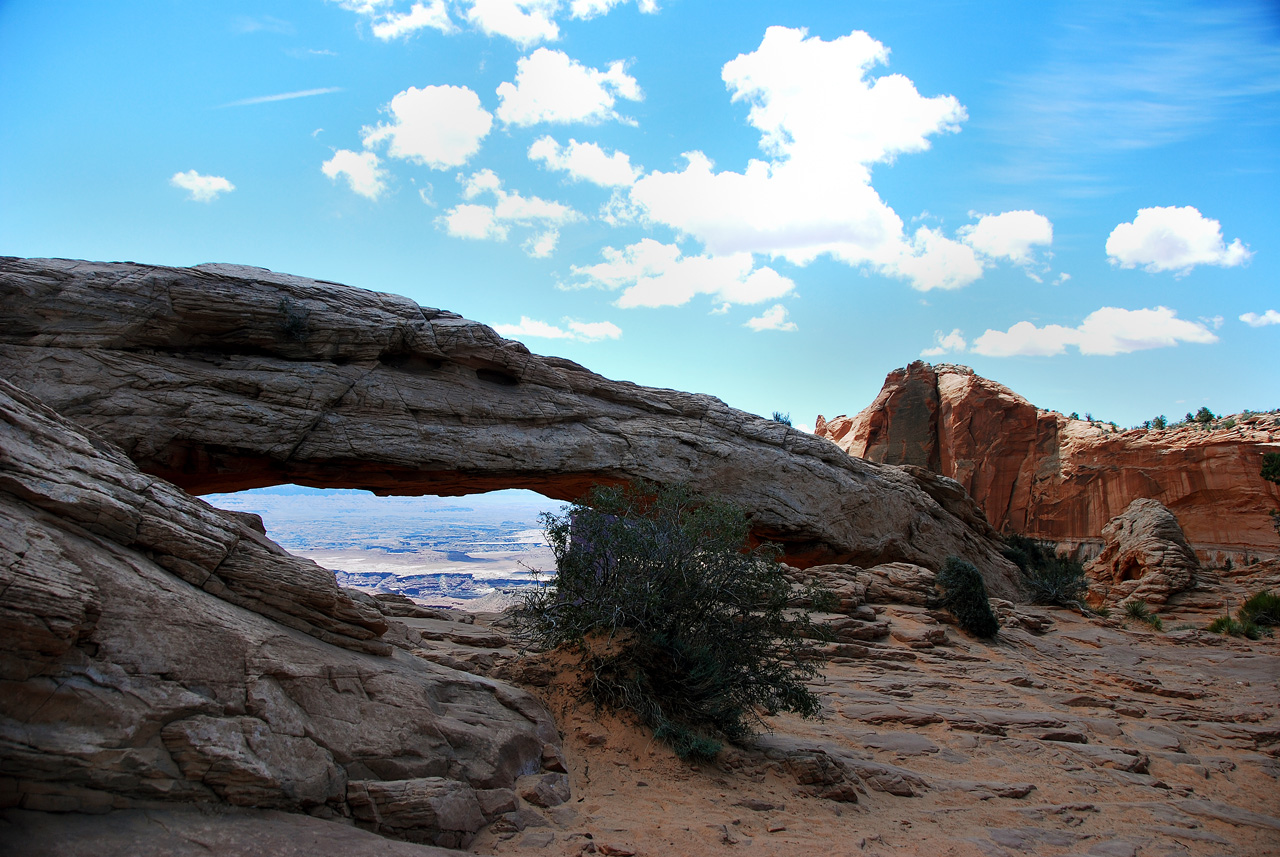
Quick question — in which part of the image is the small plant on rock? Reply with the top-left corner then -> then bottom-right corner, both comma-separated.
1208,615 -> 1260,640
1121,600 -> 1164,631
771,411 -> 792,426
1239,590 -> 1280,629
1001,534 -> 1088,609
936,556 -> 999,639
514,481 -> 831,761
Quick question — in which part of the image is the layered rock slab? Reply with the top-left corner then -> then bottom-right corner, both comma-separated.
0,257 -> 1020,594
1086,498 -> 1201,608
817,361 -> 1280,562
0,378 -> 558,846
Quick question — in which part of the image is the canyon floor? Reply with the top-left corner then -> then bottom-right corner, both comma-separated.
464,564 -> 1280,857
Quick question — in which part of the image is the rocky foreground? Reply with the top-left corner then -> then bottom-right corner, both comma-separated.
2,258 -> 1279,855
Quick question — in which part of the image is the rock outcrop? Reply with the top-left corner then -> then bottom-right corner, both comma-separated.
0,257 -> 1021,596
817,361 -> 1280,563
1085,498 -> 1201,608
0,378 -> 561,846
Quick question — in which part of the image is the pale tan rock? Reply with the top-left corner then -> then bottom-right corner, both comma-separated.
1085,498 -> 1201,608
0,378 -> 560,843
0,257 -> 1021,597
817,361 -> 1280,562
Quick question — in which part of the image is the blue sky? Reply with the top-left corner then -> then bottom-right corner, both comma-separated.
2,0 -> 1277,430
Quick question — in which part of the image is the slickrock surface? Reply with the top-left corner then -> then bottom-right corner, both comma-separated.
0,378 -> 562,849
816,361 -> 1280,564
472,562 -> 1280,857
1087,499 -> 1202,608
0,257 -> 1020,595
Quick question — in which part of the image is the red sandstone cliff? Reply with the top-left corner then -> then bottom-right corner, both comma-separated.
816,362 -> 1280,563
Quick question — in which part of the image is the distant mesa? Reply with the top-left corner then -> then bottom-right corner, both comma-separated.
816,360 -> 1280,565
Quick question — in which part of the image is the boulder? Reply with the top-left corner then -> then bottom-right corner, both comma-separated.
1085,499 -> 1200,608
0,257 -> 1021,596
0,378 -> 559,841
817,361 -> 1280,562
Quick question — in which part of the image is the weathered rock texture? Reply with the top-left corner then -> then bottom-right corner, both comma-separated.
0,257 -> 1020,595
1085,498 -> 1201,608
817,361 -> 1280,562
0,378 -> 560,846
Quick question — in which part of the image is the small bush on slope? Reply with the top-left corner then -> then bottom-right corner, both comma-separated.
1239,590 -> 1280,628
513,481 -> 830,760
1001,534 -> 1088,609
937,556 -> 999,639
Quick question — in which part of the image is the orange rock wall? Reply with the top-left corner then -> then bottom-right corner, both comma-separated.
816,362 -> 1280,562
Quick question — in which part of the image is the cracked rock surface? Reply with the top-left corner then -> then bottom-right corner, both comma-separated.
0,256 -> 1020,596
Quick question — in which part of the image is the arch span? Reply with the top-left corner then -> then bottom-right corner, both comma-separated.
0,257 -> 1021,598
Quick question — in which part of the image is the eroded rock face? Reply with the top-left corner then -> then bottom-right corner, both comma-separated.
1085,498 -> 1201,608
0,378 -> 558,845
817,361 -> 1280,562
0,257 -> 1021,596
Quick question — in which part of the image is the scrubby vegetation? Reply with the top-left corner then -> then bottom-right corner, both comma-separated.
1001,534 -> 1088,609
1123,599 -> 1163,631
1242,591 -> 1280,628
514,481 -> 830,760
937,556 -> 999,639
771,410 -> 792,426
1208,615 -> 1260,640
1263,452 -> 1280,484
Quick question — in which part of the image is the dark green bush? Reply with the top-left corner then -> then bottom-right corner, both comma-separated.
936,556 -> 999,638
514,481 -> 829,760
1263,452 -> 1280,484
771,411 -> 792,426
1001,534 -> 1088,608
1239,590 -> 1280,628
1208,615 -> 1260,640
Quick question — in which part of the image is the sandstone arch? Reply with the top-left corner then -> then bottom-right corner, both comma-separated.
0,257 -> 1021,598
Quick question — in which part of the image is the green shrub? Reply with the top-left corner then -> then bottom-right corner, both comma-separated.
1121,600 -> 1164,630
1123,600 -> 1151,620
514,481 -> 829,760
1263,452 -> 1280,484
1195,406 -> 1215,425
1001,534 -> 1088,608
770,411 -> 792,426
1239,590 -> 1280,628
937,556 -> 999,638
1208,615 -> 1260,640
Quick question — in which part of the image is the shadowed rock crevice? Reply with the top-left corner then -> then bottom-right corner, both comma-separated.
0,257 -> 1022,596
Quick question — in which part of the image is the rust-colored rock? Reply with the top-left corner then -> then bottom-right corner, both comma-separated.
817,361 -> 1280,563
1085,498 -> 1201,608
0,257 -> 1021,596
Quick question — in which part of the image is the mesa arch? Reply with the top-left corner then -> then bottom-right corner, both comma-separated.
0,256 -> 1021,598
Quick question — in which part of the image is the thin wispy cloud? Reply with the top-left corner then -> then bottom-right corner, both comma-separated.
991,0 -> 1280,185
220,87 -> 343,108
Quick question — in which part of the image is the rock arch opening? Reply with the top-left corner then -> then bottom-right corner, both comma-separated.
205,484 -> 560,610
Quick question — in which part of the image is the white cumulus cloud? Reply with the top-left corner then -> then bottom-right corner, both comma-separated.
321,149 -> 387,199
745,304 -> 797,332
496,48 -> 641,126
1106,206 -> 1251,274
362,85 -> 492,169
528,136 -> 640,186
170,170 -> 235,202
972,306 -> 1218,357
920,328 -> 967,357
371,0 -> 454,38
440,169 -> 580,254
466,0 -> 560,47
572,239 -> 795,309
494,316 -> 622,341
625,26 -> 973,291
959,210 -> 1053,264
1241,309 -> 1280,327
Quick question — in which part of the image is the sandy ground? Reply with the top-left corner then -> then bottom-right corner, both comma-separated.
463,569 -> 1280,857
